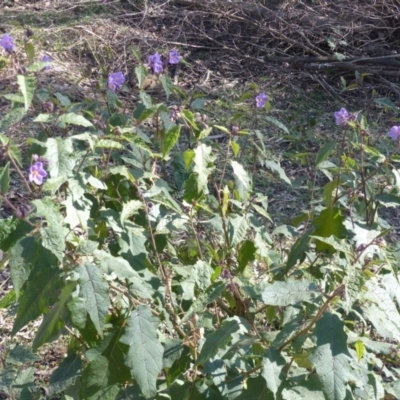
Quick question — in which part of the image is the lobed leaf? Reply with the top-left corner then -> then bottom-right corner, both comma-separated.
120,305 -> 163,399
261,278 -> 319,306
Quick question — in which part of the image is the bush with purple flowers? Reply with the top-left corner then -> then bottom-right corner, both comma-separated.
2,34 -> 400,400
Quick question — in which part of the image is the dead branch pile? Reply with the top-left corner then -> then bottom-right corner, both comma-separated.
121,0 -> 400,97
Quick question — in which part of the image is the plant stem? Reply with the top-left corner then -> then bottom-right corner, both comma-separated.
278,284 -> 345,351
7,152 -> 32,194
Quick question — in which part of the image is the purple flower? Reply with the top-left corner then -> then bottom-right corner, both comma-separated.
148,52 -> 163,74
40,55 -> 51,70
255,93 -> 268,108
334,108 -> 350,126
108,71 -> 125,92
169,49 -> 180,65
29,162 -> 47,186
0,33 -> 15,53
388,126 -> 400,140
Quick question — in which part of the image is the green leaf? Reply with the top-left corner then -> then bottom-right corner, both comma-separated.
196,318 -> 241,366
0,289 -> 16,308
263,160 -> 291,185
252,203 -> 273,222
160,74 -> 173,100
163,338 -> 183,369
204,357 -> 226,389
183,174 -> 203,202
181,281 -> 226,324
17,75 -> 35,111
78,263 -> 110,336
0,218 -> 33,252
45,137 -> 76,180
50,94 -> 69,109
33,283 -> 76,351
238,240 -> 256,273
2,94 -> 25,103
33,198 -> 67,262
310,236 -> 352,255
181,109 -> 199,132
362,278 -> 400,341
374,97 -> 397,112
99,255 -> 154,299
58,113 -> 93,127
191,98 -> 205,110
375,193 -> 400,207
120,200 -> 143,226
0,367 -> 14,395
261,278 -> 319,306
12,264 -> 63,335
192,260 -> 213,290
8,238 -> 36,298
135,64 -> 148,89
0,162 -> 10,194
265,115 -> 290,134
34,113 -> 52,123
231,161 -> 252,201
81,328 -> 131,398
13,366 -> 35,399
313,207 -> 347,253
25,42 -> 35,63
261,347 -> 286,397
162,125 -> 181,158
231,141 -> 240,157
49,353 -> 83,397
67,296 -> 87,330
193,144 -> 216,194
96,139 -> 123,150
7,345 -> 39,365
309,312 -> 352,400
316,142 -> 336,166
120,305 -> 163,399
354,341 -> 364,362
0,107 -> 26,133
235,376 -> 273,399
229,215 -> 249,247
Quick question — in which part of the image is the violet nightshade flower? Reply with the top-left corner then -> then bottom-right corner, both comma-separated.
255,93 -> 268,108
169,49 -> 180,65
40,55 -> 52,70
334,108 -> 350,126
148,52 -> 163,74
388,126 -> 400,140
0,34 -> 15,53
108,71 -> 125,92
29,162 -> 47,186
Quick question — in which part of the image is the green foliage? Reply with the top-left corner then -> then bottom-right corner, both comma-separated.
1,38 -> 400,400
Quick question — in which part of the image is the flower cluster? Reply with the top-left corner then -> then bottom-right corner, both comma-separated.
334,108 -> 350,126
0,33 -> 15,53
147,49 -> 181,74
108,71 -> 125,92
255,92 -> 268,108
29,160 -> 48,186
40,55 -> 52,70
147,52 -> 163,75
